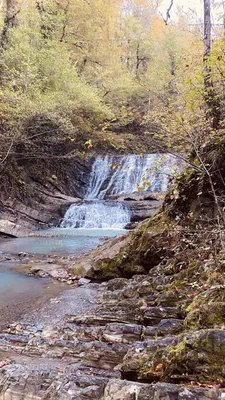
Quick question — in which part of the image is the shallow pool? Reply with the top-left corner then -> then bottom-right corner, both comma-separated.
0,263 -> 43,306
0,228 -> 127,255
0,228 -> 127,327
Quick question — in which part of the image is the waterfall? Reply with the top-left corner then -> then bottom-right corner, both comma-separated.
85,156 -> 113,200
85,154 -> 179,200
60,201 -> 130,229
61,153 -> 181,230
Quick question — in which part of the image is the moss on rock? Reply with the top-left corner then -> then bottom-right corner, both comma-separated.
163,329 -> 225,382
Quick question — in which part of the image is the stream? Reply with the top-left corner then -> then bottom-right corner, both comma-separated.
0,228 -> 125,324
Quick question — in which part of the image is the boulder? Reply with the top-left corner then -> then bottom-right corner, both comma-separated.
78,278 -> 91,286
29,263 -> 69,281
0,219 -> 30,238
164,329 -> 225,382
103,381 -> 219,400
129,199 -> 163,222
124,222 -> 139,230
70,234 -> 130,279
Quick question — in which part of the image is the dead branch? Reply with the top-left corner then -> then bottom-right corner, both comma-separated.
160,0 -> 174,25
0,137 -> 15,164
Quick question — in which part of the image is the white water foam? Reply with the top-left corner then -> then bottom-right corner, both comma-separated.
61,153 -> 182,229
85,154 -> 180,200
61,201 -> 130,229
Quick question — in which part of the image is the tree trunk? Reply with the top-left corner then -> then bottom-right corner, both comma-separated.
203,0 -> 220,129
223,2 -> 225,36
204,0 -> 211,58
1,0 -> 20,48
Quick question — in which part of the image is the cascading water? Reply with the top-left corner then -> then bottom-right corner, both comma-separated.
60,202 -> 130,229
85,154 -> 179,200
61,154 -> 182,229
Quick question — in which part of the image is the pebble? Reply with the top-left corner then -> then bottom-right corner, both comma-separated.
78,278 -> 91,286
18,252 -> 27,257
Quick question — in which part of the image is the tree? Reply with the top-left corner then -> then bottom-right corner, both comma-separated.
1,0 -> 20,48
203,0 -> 220,129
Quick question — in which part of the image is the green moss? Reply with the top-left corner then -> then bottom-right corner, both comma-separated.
96,259 -> 145,279
71,266 -> 87,276
164,330 -> 225,382
124,264 -> 145,275
183,285 -> 225,330
165,336 -> 188,371
102,212 -> 179,277
98,260 -> 119,278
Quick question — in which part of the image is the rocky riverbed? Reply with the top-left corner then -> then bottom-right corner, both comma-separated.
0,255 -> 224,399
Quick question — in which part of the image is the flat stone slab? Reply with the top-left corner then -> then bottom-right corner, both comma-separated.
0,219 -> 30,238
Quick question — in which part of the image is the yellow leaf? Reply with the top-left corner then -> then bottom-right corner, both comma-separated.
85,139 -> 93,149
173,189 -> 179,199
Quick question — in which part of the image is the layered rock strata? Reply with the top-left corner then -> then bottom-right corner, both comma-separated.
0,274 -> 223,399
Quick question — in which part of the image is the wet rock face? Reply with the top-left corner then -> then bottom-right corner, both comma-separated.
107,194 -> 163,228
0,156 -> 92,232
129,199 -> 163,223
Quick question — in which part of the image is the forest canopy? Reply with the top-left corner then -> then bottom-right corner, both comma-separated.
0,0 -> 225,159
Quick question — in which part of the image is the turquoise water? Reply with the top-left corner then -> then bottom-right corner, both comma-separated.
0,228 -> 126,309
44,228 -> 127,237
0,228 -> 126,255
0,263 -> 43,306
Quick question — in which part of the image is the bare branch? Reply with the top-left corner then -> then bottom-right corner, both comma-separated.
160,0 -> 174,25
0,137 -> 15,164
